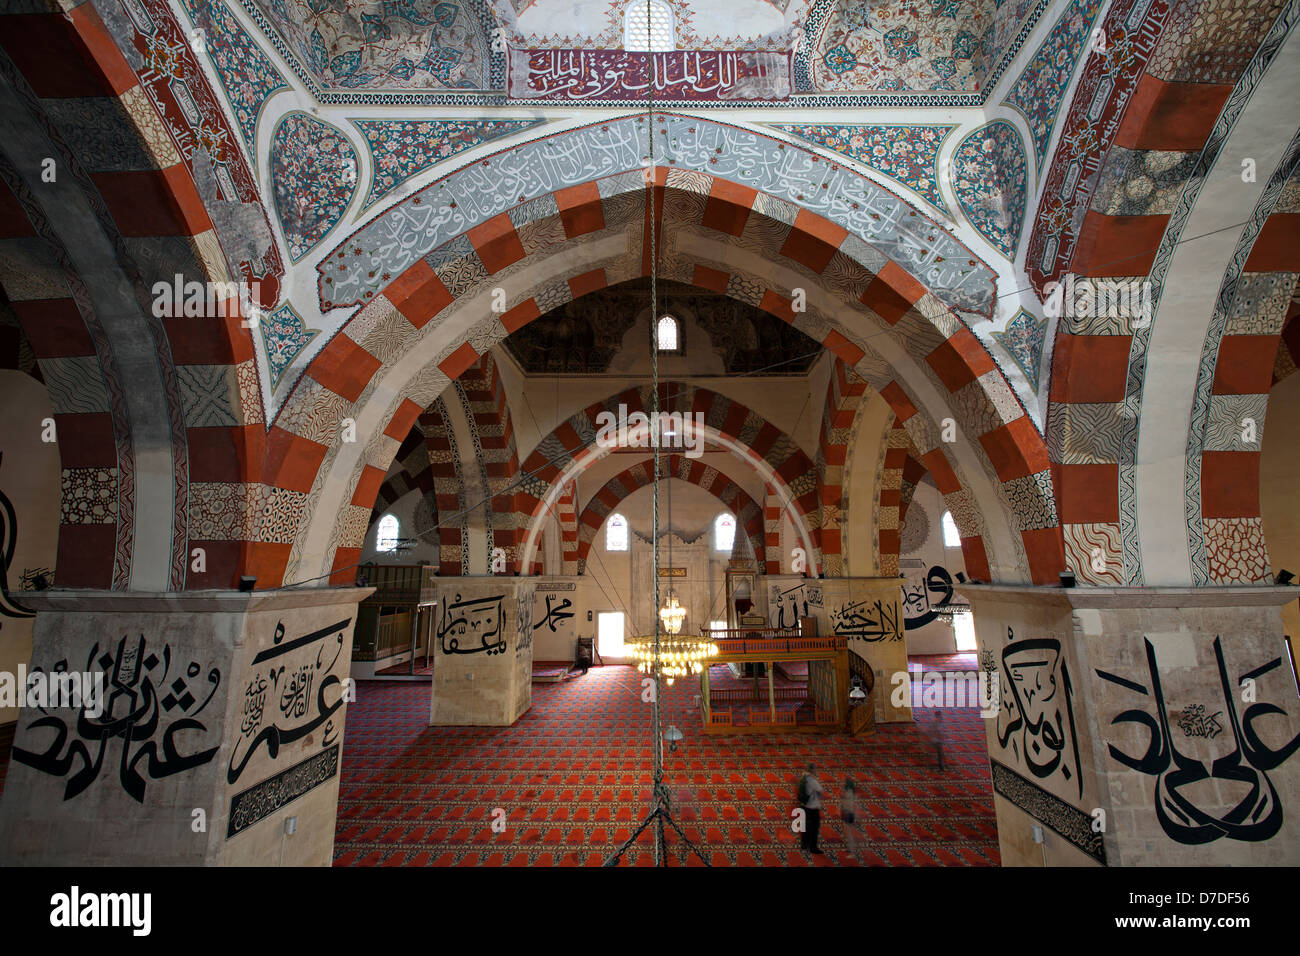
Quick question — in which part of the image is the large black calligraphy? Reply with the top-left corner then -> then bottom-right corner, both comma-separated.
1097,636 -> 1300,845
13,636 -> 221,801
830,597 -> 902,643
227,618 -> 349,785
0,451 -> 35,622
900,565 -> 955,631
994,631 -> 1083,798
438,592 -> 507,655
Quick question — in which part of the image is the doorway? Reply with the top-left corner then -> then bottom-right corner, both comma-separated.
597,612 -> 626,657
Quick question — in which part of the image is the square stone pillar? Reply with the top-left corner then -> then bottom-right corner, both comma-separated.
960,584 -> 1300,867
430,577 -> 535,726
0,586 -> 372,866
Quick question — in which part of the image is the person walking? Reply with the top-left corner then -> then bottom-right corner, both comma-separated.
798,763 -> 824,855
840,779 -> 859,860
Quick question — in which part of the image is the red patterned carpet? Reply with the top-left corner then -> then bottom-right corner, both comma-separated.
333,664 -> 1000,866
374,656 -> 434,677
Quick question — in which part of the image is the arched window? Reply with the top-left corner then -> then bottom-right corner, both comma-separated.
942,511 -> 961,548
606,512 -> 629,551
377,514 -> 400,553
623,0 -> 674,51
656,314 -> 679,352
714,512 -> 736,552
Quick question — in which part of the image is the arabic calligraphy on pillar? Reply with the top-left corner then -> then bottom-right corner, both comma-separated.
438,592 -> 508,655
901,564 -> 955,630
1097,636 -> 1300,845
12,636 -> 222,802
830,597 -> 903,643
993,630 -> 1084,799
227,618 -> 350,785
769,581 -> 818,630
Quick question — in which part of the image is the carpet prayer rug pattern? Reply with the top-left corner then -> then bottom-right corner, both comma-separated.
333,664 -> 1000,866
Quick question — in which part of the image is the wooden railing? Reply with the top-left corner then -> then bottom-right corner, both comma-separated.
357,564 -> 437,606
703,626 -> 802,640
709,686 -> 809,704
847,651 -> 876,696
704,701 -> 839,729
710,635 -> 847,657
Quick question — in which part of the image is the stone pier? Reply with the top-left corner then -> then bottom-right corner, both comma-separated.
961,585 -> 1300,867
0,587 -> 371,866
430,577 -> 535,726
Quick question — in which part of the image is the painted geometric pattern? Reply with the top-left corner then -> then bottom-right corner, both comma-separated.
459,353 -> 526,567
1204,517 -> 1269,583
1090,148 -> 1200,217
818,359 -> 868,572
354,118 -> 545,210
1146,0 -> 1288,84
260,301 -> 318,387
61,468 -> 119,525
1002,0 -> 1103,171
1062,522 -> 1123,585
274,152 -> 1056,585
1184,121 -> 1300,585
421,403 -> 470,575
952,120 -> 1029,259
250,0 -> 491,91
1126,1 -> 1295,586
991,308 -> 1046,389
767,124 -> 954,211
117,0 -> 288,307
318,115 -> 999,320
1046,402 -> 1126,466
271,112 -> 358,261
178,0 -> 288,151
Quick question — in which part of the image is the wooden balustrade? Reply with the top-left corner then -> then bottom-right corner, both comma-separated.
710,636 -> 847,656
849,703 -> 876,737
708,686 -> 808,704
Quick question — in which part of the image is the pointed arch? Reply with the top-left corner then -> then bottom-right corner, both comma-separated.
575,454 -> 765,572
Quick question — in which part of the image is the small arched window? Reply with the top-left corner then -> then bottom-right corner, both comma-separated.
656,314 -> 679,352
942,511 -> 961,548
606,512 -> 629,551
624,0 -> 674,51
377,514 -> 400,553
714,512 -> 736,552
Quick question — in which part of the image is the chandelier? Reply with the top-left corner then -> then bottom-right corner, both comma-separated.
658,590 -> 686,635
626,632 -> 719,685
